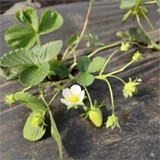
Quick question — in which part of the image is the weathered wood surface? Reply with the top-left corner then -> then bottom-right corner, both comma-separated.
0,1 -> 160,160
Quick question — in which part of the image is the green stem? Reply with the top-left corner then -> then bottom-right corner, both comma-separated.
129,41 -> 151,48
64,1 -> 93,61
62,46 -> 70,61
144,0 -> 156,4
21,86 -> 32,92
37,37 -> 41,46
88,41 -> 122,58
39,85 -> 49,109
107,60 -> 134,76
69,51 -> 77,71
48,79 -> 73,106
107,75 -> 126,85
104,79 -> 115,115
136,15 -> 152,43
67,42 -> 122,73
84,86 -> 94,108
140,8 -> 155,31
99,49 -> 119,75
40,92 -> 49,110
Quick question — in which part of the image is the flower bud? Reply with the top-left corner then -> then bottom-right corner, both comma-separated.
132,51 -> 142,62
120,42 -> 130,52
5,94 -> 15,106
106,114 -> 120,129
31,113 -> 45,127
123,78 -> 141,98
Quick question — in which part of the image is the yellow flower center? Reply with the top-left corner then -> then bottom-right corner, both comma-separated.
69,95 -> 80,103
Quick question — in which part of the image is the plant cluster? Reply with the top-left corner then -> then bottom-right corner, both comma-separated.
0,0 -> 159,159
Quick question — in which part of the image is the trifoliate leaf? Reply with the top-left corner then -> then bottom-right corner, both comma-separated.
12,92 -> 47,112
128,27 -> 150,44
87,57 -> 105,73
19,62 -> 49,86
76,72 -> 95,86
23,113 -> 46,141
5,26 -> 37,49
120,0 -> 137,10
50,112 -> 63,159
77,56 -> 91,72
15,7 -> 39,32
39,10 -> 63,35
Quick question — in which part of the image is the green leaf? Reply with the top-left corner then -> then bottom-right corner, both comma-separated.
157,0 -> 160,5
87,57 -> 105,73
48,60 -> 69,78
39,10 -> 63,35
50,112 -> 63,159
20,62 -> 49,86
67,33 -> 79,46
5,26 -> 37,49
23,113 -> 46,141
1,41 -> 62,67
0,66 -> 24,80
88,33 -> 105,47
77,56 -> 91,72
13,92 -> 47,112
54,65 -> 69,78
15,7 -> 39,32
128,27 -> 150,44
1,49 -> 35,67
33,41 -> 63,64
122,10 -> 132,22
116,31 -> 131,40
120,0 -> 137,10
76,72 -> 95,86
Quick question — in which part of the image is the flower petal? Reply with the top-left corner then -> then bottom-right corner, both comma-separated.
62,88 -> 72,99
60,98 -> 71,106
70,85 -> 81,95
80,90 -> 85,102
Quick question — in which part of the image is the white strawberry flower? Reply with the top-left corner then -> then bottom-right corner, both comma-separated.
60,85 -> 85,108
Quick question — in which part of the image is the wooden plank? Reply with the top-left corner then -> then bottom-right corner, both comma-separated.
0,1 -> 160,160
